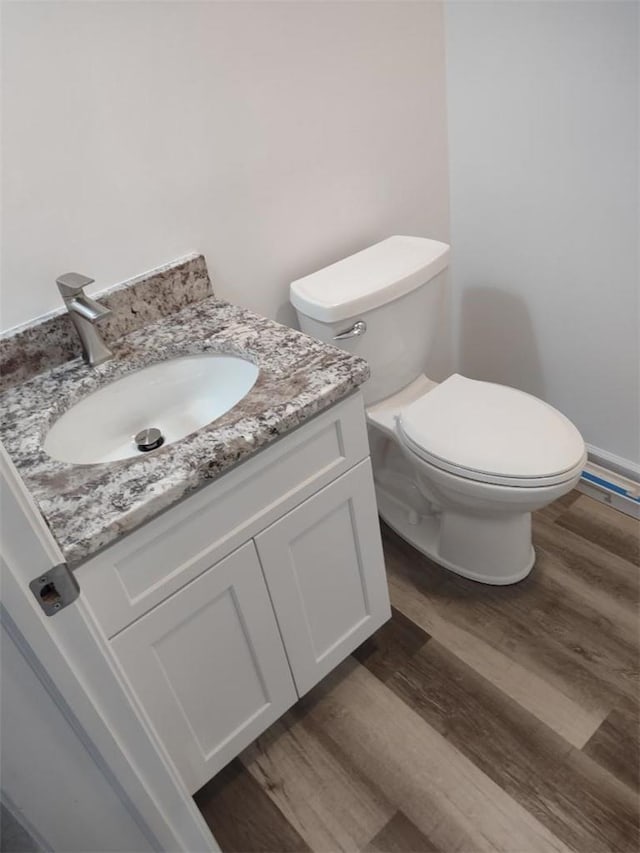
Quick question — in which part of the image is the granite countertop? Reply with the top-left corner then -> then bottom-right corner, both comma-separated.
0,271 -> 369,567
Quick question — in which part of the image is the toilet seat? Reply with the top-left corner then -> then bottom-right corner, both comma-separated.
397,374 -> 586,488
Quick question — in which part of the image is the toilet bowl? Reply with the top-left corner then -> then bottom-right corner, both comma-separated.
369,373 -> 585,583
290,236 -> 586,584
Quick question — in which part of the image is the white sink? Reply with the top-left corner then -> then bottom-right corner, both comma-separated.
44,353 -> 260,464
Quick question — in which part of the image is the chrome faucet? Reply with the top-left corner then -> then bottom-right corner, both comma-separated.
56,273 -> 113,366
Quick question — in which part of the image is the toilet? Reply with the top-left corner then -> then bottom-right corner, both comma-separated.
290,236 -> 586,584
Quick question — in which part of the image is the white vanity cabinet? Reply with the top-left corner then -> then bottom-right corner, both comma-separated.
110,542 -> 297,794
77,393 -> 390,794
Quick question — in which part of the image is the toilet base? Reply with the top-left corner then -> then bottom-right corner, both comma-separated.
376,486 -> 535,585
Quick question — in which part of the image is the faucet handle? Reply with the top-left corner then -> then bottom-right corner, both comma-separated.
56,272 -> 95,297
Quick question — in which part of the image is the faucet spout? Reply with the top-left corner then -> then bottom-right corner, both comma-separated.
66,293 -> 112,322
56,272 -> 113,367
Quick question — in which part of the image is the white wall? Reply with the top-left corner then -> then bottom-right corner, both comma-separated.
1,0 -> 450,373
7,1 -> 634,464
446,1 -> 639,466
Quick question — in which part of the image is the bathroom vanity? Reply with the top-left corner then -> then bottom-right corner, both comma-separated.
77,392 -> 388,793
0,254 -> 390,796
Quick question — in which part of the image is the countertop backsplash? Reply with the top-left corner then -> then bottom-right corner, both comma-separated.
0,254 -> 212,392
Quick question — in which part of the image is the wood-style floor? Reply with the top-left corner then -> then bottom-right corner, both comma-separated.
195,492 -> 640,853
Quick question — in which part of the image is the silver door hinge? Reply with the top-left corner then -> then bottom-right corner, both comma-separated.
29,563 -> 80,616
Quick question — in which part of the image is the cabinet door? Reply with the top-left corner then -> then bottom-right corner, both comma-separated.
111,542 -> 296,794
255,459 -> 391,696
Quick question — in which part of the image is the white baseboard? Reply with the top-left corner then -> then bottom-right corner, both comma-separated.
585,443 -> 640,482
580,446 -> 640,519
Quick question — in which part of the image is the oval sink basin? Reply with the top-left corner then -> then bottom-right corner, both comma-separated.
44,354 -> 260,464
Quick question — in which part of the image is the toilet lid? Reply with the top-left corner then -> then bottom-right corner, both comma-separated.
398,374 -> 585,484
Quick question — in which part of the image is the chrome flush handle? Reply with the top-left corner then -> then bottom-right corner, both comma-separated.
333,320 -> 367,341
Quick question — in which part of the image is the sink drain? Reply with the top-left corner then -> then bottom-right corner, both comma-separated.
134,427 -> 165,452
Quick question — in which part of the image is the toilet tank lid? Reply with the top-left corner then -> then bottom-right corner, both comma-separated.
290,235 -> 450,323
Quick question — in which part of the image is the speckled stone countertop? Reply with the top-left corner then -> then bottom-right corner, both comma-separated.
0,260 -> 369,567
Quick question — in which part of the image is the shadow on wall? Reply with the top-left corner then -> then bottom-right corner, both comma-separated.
459,286 -> 546,399
275,300 -> 298,329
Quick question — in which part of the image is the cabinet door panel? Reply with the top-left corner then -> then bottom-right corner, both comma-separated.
255,459 -> 390,695
111,542 -> 296,794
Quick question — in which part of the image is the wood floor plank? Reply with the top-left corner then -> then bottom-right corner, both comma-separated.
365,811 -> 440,853
491,547 -> 639,706
532,514 -> 639,637
295,658 -> 573,853
194,758 -> 311,852
583,698 -> 640,793
555,494 -> 640,565
384,522 -> 621,719
388,569 -> 607,748
195,494 -> 640,853
240,712 -> 395,852
352,606 -> 430,683
384,521 -> 639,712
377,639 -> 638,853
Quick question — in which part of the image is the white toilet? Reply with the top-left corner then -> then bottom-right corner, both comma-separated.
290,235 -> 586,584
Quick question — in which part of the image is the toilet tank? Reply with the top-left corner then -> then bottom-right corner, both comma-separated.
290,236 -> 450,405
